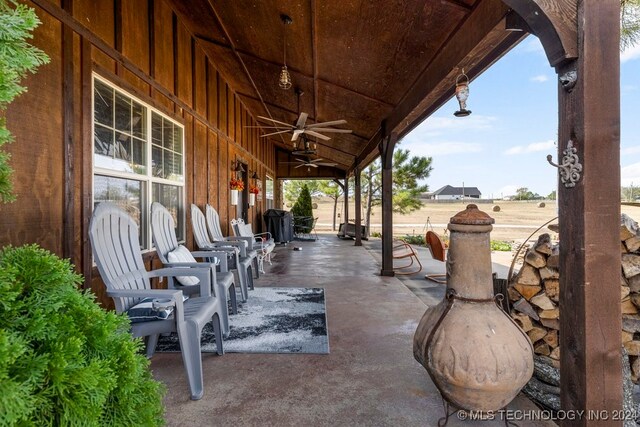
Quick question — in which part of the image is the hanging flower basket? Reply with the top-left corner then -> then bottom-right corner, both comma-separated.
249,193 -> 255,206
230,178 -> 244,205
230,189 -> 239,205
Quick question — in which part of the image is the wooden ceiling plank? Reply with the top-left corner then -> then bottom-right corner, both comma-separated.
441,0 -> 474,13
385,0 -> 510,136
311,0 -> 319,121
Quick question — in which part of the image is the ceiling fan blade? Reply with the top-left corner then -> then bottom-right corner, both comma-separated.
308,128 -> 353,134
315,162 -> 338,167
295,112 -> 308,129
291,129 -> 304,142
262,130 -> 293,137
294,164 -> 306,169
244,125 -> 290,129
306,119 -> 347,128
257,116 -> 295,128
307,163 -> 319,168
304,130 -> 331,141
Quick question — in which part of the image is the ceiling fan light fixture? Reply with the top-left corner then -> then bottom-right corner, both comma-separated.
278,14 -> 293,90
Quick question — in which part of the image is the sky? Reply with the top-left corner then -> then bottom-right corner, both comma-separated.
400,36 -> 640,199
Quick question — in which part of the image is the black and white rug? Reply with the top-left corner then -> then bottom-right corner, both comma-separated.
156,287 -> 329,354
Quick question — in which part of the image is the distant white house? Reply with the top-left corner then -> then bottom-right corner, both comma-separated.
427,185 -> 482,200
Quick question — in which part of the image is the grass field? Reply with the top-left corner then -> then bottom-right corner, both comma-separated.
305,198 -> 640,243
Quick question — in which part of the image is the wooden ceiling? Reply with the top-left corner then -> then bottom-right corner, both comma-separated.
169,0 -> 526,175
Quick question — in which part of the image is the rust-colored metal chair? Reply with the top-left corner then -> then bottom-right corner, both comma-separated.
425,230 -> 447,283
392,241 -> 423,275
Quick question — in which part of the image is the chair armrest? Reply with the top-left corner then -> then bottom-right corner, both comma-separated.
106,288 -> 183,300
254,231 -> 272,240
191,251 -> 230,272
210,240 -> 247,257
149,266 -> 213,297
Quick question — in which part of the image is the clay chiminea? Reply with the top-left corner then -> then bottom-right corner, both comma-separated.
414,204 -> 533,412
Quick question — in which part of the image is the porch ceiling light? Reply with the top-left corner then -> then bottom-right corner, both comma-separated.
453,69 -> 472,117
232,161 -> 245,173
278,14 -> 293,90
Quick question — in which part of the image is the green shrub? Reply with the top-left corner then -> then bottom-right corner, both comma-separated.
490,240 -> 512,251
399,234 -> 425,246
370,231 -> 382,238
0,245 -> 165,426
291,184 -> 313,218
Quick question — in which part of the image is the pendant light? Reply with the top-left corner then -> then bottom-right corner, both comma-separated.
278,14 -> 293,90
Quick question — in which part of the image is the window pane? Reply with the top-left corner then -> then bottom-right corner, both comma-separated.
152,113 -> 163,147
94,124 -> 114,156
132,138 -> 146,175
163,119 -> 174,151
94,175 -> 146,247
152,183 -> 184,241
171,152 -> 183,181
132,101 -> 147,139
94,81 -> 113,127
114,92 -> 132,133
152,146 -> 164,178
173,126 -> 183,154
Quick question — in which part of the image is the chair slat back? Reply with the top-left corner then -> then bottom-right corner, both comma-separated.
205,204 -> 224,241
151,202 -> 180,264
230,218 -> 241,237
426,231 -> 446,262
191,204 -> 214,249
89,202 -> 150,312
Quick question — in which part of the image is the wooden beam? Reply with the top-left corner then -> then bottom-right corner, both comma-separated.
379,131 -> 397,276
556,0 -> 621,420
442,0 -> 473,13
385,0 -> 510,135
502,0 -> 578,67
354,167 -> 362,246
81,36 -> 93,289
343,174 -> 349,238
311,0 -> 319,121
62,0 -> 74,262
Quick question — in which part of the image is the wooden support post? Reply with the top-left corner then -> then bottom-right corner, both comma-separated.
343,174 -> 349,238
62,0 -> 74,262
556,0 -> 622,422
354,167 -> 362,246
379,132 -> 397,276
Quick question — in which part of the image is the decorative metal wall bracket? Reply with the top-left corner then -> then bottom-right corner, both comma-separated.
559,70 -> 577,92
547,140 -> 582,188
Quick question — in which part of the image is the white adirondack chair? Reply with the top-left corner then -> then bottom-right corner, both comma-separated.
89,202 -> 224,400
231,218 -> 275,274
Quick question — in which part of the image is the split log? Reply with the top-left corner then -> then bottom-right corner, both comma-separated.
543,330 -> 559,348
546,246 -> 559,269
535,342 -> 551,356
530,293 -> 555,310
628,274 -> 640,293
623,242 -> 630,253
622,298 -> 639,315
621,213 -> 639,241
534,234 -> 553,256
622,314 -> 640,333
632,357 -> 640,381
544,279 -> 560,302
626,236 -> 640,253
513,284 -> 541,301
630,294 -> 640,309
515,263 -> 541,286
623,340 -> 640,356
539,267 -> 559,280
539,308 -> 560,319
622,286 -> 631,300
622,330 -> 634,344
507,286 -> 521,302
527,327 -> 547,343
511,313 -> 534,332
622,253 -> 640,278
541,318 -> 560,330
513,298 -> 539,320
549,346 -> 560,360
525,250 -> 547,269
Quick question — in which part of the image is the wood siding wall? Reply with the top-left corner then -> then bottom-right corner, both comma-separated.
1,0 -> 276,307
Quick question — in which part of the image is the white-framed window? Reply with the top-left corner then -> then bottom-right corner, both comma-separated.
92,74 -> 185,250
265,175 -> 274,210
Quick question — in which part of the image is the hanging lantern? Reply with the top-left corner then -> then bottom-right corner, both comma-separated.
278,15 -> 293,90
279,66 -> 292,90
453,70 -> 471,117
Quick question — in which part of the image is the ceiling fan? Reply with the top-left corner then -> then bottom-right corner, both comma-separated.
282,157 -> 338,169
256,112 -> 353,142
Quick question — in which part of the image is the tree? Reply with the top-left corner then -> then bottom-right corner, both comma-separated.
283,180 -> 321,207
547,190 -> 557,200
361,148 -> 433,232
622,0 -> 640,50
318,180 -> 343,231
291,184 -> 313,218
0,1 -> 50,203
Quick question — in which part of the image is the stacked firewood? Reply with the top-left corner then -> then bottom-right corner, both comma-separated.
508,213 -> 640,381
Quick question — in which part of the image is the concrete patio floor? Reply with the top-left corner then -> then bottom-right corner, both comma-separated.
151,234 -> 553,426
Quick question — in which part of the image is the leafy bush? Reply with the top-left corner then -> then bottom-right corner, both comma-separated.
490,240 -> 512,251
370,231 -> 382,238
291,184 -> 313,218
0,1 -> 50,203
0,245 -> 165,426
400,234 -> 425,246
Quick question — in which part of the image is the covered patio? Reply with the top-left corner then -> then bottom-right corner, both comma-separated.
152,236 -> 551,426
0,0 -> 624,424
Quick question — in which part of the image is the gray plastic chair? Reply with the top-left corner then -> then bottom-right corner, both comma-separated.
89,202 -> 223,401
206,204 -> 260,278
151,202 -> 236,337
191,204 -> 253,300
